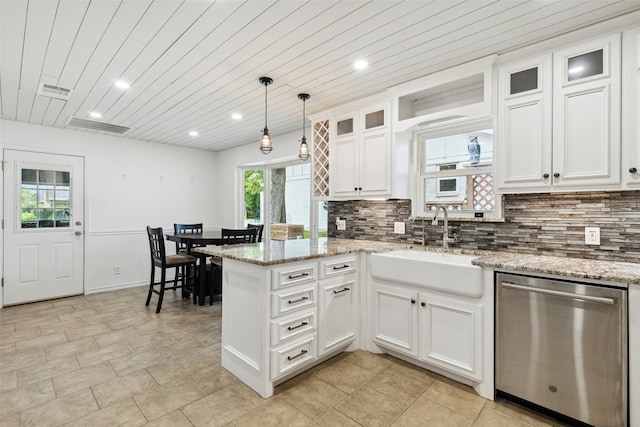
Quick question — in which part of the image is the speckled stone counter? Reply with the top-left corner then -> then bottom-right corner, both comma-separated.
194,237 -> 640,285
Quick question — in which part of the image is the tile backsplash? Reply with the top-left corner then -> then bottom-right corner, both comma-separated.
328,191 -> 640,263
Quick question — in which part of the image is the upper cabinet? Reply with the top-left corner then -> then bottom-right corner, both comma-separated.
496,34 -> 622,193
623,27 -> 640,188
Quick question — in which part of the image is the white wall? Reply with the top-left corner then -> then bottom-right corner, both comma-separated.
214,128 -> 307,227
0,119 -> 218,304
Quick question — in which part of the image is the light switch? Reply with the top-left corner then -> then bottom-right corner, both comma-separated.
394,222 -> 405,234
337,220 -> 346,231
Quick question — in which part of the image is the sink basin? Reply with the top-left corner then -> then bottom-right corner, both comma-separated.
370,250 -> 483,298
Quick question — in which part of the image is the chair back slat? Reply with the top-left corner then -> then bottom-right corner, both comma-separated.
221,228 -> 258,244
247,223 -> 264,242
174,223 -> 204,251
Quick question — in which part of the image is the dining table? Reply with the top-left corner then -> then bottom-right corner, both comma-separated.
165,230 -> 225,306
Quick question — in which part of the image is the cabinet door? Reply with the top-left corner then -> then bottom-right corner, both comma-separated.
623,27 -> 640,187
331,135 -> 359,196
496,55 -> 552,193
318,275 -> 356,355
359,131 -> 390,195
553,34 -> 621,188
419,294 -> 482,381
372,283 -> 419,357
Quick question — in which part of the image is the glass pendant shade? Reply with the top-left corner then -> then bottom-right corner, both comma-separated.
259,77 -> 273,154
298,93 -> 310,161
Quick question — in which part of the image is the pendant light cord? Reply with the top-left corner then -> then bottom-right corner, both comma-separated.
301,98 -> 306,139
264,82 -> 268,129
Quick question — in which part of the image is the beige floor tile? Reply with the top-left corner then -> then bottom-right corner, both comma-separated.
395,395 -> 473,427
14,315 -> 60,332
93,325 -> 142,347
65,397 -> 147,427
134,379 -> 204,421
182,383 -> 259,427
45,335 -> 98,360
58,307 -> 99,322
109,347 -> 168,376
53,360 -> 117,396
51,295 -> 89,307
0,379 -> 55,416
307,409 -> 361,427
314,359 -> 376,394
422,378 -> 486,419
0,348 -> 46,373
145,409 -> 194,427
76,342 -> 131,367
34,305 -> 76,319
367,361 -> 433,405
65,322 -> 112,341
0,411 -> 20,426
335,386 -> 406,427
15,331 -> 68,352
280,376 -> 347,419
91,368 -> 159,408
19,388 -> 99,425
146,354 -> 210,385
232,396 -> 311,427
106,313 -> 150,330
342,349 -> 393,373
481,399 -> 556,427
39,318 -> 85,335
472,407 -> 533,427
17,354 -> 79,387
0,327 -> 41,346
0,323 -> 16,336
187,363 -> 237,395
0,369 -> 17,392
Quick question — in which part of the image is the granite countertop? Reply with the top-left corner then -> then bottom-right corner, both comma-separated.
194,237 -> 640,285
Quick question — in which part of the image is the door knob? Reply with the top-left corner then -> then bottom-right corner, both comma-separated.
630,167 -> 638,174
75,221 -> 82,226
75,231 -> 82,236
543,173 -> 549,179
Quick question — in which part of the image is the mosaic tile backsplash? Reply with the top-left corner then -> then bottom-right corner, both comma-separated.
328,192 -> 640,263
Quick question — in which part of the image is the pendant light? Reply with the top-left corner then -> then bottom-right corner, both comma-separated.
259,76 -> 273,154
297,93 -> 310,161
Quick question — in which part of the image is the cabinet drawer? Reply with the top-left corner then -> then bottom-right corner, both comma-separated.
319,256 -> 357,278
272,263 -> 317,290
271,309 -> 316,347
271,335 -> 317,380
271,285 -> 316,317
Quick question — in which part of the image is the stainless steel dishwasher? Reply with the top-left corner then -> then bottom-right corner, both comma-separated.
496,272 -> 627,427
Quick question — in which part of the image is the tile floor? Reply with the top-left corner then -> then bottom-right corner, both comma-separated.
0,286 -> 571,426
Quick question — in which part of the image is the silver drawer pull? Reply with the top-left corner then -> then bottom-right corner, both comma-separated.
287,322 -> 308,331
287,296 -> 309,304
501,282 -> 616,305
287,349 -> 308,361
333,287 -> 350,294
332,264 -> 350,270
287,272 -> 310,280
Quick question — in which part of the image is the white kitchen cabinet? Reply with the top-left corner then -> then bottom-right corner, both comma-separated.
372,283 -> 419,357
330,103 -> 391,198
623,27 -> 640,188
221,255 -> 359,398
496,33 -> 622,193
419,294 -> 482,381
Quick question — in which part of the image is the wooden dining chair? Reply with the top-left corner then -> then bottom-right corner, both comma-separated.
173,223 -> 204,302
247,223 -> 264,242
146,226 -> 197,313
209,227 -> 259,302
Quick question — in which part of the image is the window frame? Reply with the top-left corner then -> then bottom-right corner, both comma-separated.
413,117 -> 502,221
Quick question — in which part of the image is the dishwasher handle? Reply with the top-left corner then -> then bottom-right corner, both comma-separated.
500,282 -> 616,305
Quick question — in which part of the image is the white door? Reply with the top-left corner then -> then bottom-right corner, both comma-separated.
3,150 -> 84,305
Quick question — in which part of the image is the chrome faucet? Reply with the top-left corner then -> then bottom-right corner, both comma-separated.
432,205 -> 458,249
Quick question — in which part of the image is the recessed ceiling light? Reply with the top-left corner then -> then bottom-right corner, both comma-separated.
115,80 -> 130,89
354,60 -> 368,70
89,111 -> 102,119
189,131 -> 199,137
231,113 -> 242,120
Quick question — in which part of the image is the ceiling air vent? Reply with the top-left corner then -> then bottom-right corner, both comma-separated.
66,116 -> 131,135
38,83 -> 72,101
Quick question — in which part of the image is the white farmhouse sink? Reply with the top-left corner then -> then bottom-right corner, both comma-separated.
370,250 -> 483,298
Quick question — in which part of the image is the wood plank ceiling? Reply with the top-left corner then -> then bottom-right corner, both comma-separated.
1,0 -> 639,152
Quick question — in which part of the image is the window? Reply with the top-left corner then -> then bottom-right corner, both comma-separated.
21,168 -> 71,229
416,119 -> 500,219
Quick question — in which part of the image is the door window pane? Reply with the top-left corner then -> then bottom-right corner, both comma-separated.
270,164 -> 310,240
365,110 -> 384,129
568,49 -> 603,81
21,169 -> 71,229
336,118 -> 354,135
243,169 -> 264,226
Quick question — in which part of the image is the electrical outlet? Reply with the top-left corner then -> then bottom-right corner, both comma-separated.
394,221 -> 405,234
114,265 -> 121,275
585,227 -> 600,245
337,220 -> 346,231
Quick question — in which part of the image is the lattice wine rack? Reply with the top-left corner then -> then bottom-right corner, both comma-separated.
312,120 -> 330,198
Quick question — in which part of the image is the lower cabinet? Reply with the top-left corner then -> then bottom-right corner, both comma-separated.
318,273 -> 357,355
372,283 -> 483,382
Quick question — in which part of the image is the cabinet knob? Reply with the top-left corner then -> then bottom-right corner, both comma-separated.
553,172 -> 560,178
411,299 -> 416,304
421,302 -> 425,307
630,167 -> 638,174
358,187 -> 362,191
543,173 -> 549,179
354,187 -> 358,191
